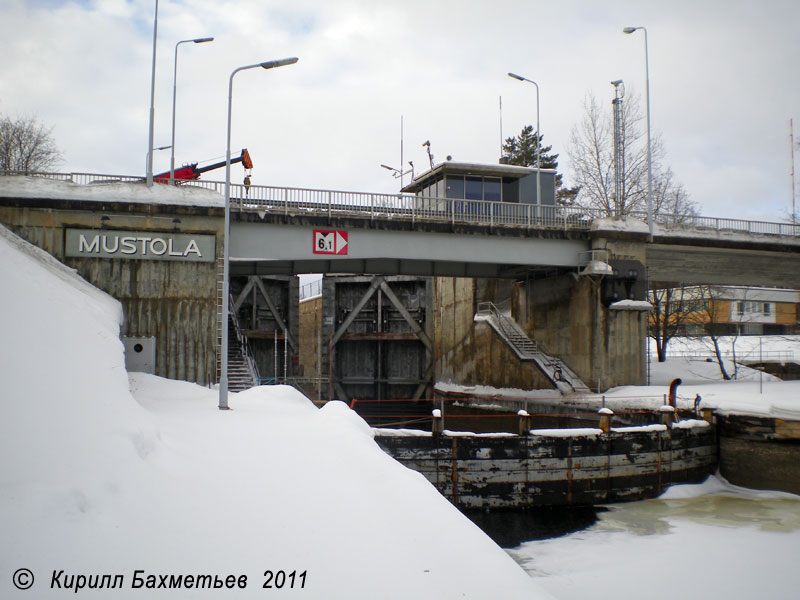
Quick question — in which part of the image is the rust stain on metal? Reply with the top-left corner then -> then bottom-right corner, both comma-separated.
566,439 -> 573,504
451,436 -> 459,506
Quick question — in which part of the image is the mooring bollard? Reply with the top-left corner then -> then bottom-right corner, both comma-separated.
659,404 -> 677,426
432,408 -> 442,437
598,407 -> 614,433
517,409 -> 531,436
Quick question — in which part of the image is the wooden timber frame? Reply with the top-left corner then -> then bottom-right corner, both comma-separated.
375,424 -> 717,508
321,275 -> 434,404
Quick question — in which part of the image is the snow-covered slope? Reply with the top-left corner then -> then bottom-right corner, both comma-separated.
0,223 -> 548,599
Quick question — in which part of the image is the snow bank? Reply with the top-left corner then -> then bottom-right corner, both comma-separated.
0,175 -> 224,207
0,225 -> 547,599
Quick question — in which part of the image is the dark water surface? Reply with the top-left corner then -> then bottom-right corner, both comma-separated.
462,506 -> 604,548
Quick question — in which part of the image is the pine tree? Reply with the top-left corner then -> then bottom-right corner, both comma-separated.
502,125 -> 579,202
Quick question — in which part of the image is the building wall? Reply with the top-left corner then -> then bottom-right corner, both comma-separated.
298,296 -> 322,379
0,203 -> 223,386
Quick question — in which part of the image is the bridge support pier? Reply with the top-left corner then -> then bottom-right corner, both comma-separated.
516,272 -> 649,391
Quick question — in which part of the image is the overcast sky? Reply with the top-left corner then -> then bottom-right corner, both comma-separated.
2,0 -> 799,221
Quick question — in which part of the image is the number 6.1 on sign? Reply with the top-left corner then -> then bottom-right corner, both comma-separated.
313,230 -> 348,255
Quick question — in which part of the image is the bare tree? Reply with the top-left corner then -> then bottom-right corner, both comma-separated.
648,285 -> 703,362
567,92 -> 697,220
651,166 -> 697,223
691,285 -> 732,380
0,114 -> 62,173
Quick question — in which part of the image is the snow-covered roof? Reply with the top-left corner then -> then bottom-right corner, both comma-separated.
0,175 -> 225,208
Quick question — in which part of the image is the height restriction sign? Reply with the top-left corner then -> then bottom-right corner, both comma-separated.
313,229 -> 348,255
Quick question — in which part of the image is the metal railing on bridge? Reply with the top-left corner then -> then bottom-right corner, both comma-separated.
4,171 -> 800,238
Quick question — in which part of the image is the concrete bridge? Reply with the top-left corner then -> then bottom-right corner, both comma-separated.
215,181 -> 800,289
2,172 -> 799,395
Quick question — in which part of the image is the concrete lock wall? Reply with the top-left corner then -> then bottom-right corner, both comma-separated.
434,274 -> 646,393
0,202 -> 223,386
433,277 -> 555,391
518,275 -> 647,391
299,295 -> 322,380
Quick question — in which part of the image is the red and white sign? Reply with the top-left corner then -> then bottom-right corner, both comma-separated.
313,229 -> 348,255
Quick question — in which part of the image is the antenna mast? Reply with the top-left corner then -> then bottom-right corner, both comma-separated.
400,115 -> 405,189
791,118 -> 796,225
611,80 -> 625,217
499,96 -> 504,158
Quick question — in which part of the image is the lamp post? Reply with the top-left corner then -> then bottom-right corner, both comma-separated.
623,26 -> 654,237
507,72 -> 541,210
146,0 -> 159,187
170,37 -> 214,185
219,57 -> 299,410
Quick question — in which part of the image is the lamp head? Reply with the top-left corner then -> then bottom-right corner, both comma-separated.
622,27 -> 638,34
193,37 -> 214,43
508,72 -> 525,81
261,57 -> 299,70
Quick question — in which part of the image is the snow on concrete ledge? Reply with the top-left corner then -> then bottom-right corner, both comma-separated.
611,424 -> 668,434
530,428 -> 603,438
609,299 -> 654,311
0,175 -> 224,207
590,216 -> 650,234
671,419 -> 711,430
580,259 -> 614,275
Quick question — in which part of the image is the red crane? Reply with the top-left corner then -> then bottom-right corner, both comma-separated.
154,149 -> 253,183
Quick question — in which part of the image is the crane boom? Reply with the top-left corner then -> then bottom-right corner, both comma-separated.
154,149 -> 252,183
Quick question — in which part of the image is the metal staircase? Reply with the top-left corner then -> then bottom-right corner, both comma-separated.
215,258 -> 259,392
475,302 -> 591,394
226,316 -> 259,392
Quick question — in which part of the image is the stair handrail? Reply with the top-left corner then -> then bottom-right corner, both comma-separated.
228,294 -> 260,385
478,301 -> 585,389
477,302 -> 538,354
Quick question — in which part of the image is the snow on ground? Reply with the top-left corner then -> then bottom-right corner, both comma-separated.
511,475 -> 800,600
651,334 -> 800,363
595,356 -> 800,419
0,225 -> 548,599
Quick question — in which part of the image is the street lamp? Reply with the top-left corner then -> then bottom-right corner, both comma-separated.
508,72 -> 541,210
170,37 -> 214,185
623,26 -> 654,237
219,56 -> 299,410
146,0 -> 159,187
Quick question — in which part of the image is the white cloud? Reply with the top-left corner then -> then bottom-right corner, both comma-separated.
2,0 -> 798,220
